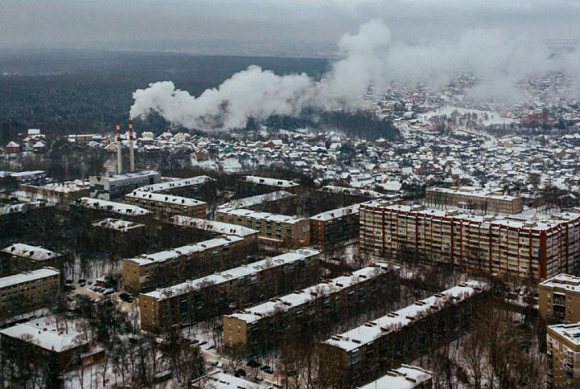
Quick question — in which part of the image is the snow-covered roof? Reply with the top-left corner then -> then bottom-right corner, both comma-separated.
217,208 -> 307,225
137,176 -> 213,193
358,365 -> 432,389
126,190 -> 206,207
92,218 -> 145,232
143,248 -> 320,300
1,244 -> 61,261
244,175 -> 299,188
192,372 -> 269,389
325,280 -> 487,353
218,190 -> 295,210
75,197 -> 150,216
167,216 -> 258,238
549,323 -> 580,347
0,317 -> 86,353
0,268 -> 60,290
539,274 -> 580,293
311,204 -> 361,222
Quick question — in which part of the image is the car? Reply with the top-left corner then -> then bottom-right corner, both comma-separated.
103,288 -> 115,296
205,345 -> 215,351
260,365 -> 271,371
78,279 -> 86,285
79,281 -> 86,287
263,367 -> 274,374
65,279 -> 73,285
235,369 -> 246,377
198,341 -> 207,346
247,360 -> 261,368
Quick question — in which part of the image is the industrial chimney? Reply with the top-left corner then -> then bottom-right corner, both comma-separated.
128,120 -> 135,172
116,121 -> 123,175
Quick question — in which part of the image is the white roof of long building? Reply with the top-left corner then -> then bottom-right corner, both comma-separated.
126,190 -> 206,207
324,280 -> 487,353
76,197 -> 151,216
142,248 -> 320,300
0,268 -> 59,290
167,216 -> 258,237
311,203 -> 361,222
92,218 -> 145,232
244,175 -> 299,188
137,176 -> 213,192
1,244 -> 61,261
357,365 -> 432,389
218,190 -> 295,210
539,274 -> 580,292
427,186 -> 521,201
227,263 -> 396,324
192,372 -> 269,389
128,236 -> 244,267
549,323 -> 580,347
218,208 -> 307,225
0,318 -> 85,352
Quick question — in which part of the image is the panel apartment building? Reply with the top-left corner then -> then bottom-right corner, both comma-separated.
216,208 -> 310,249
139,249 -> 320,332
539,274 -> 580,324
358,365 -> 433,389
223,263 -> 399,357
320,281 -> 487,387
360,202 -> 580,281
125,190 -> 207,219
1,243 -> 63,276
547,323 -> 580,389
123,235 -> 254,293
425,186 -> 524,214
0,268 -> 61,317
310,204 -> 360,249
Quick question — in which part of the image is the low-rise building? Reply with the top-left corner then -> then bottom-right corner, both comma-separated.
243,176 -> 299,190
1,244 -> 63,275
320,281 -> 487,387
123,235 -> 252,294
539,274 -> 580,324
74,197 -> 151,218
191,372 -> 269,389
216,208 -> 310,249
0,268 -> 61,317
139,248 -> 320,332
547,323 -> 580,389
223,263 -> 398,356
125,190 -> 207,219
136,175 -> 213,193
426,186 -> 524,214
89,171 -> 160,200
357,365 -> 433,389
19,181 -> 89,204
310,204 -> 360,249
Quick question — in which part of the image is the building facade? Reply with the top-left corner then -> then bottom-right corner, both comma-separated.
223,263 -> 399,357
0,268 -> 61,317
539,274 -> 580,324
139,249 -> 320,332
425,186 -> 524,214
547,323 -> 580,389
1,244 -> 63,276
125,190 -> 207,219
123,235 -> 253,294
360,202 -> 580,281
216,208 -> 310,249
310,204 -> 360,249
320,281 -> 487,387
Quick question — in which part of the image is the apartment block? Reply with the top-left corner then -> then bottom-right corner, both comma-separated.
89,171 -> 160,200
123,235 -> 253,294
310,204 -> 360,249
357,365 -> 433,389
360,202 -> 580,281
216,208 -> 310,249
223,263 -> 398,357
320,281 -> 487,387
1,243 -> 63,275
425,186 -> 524,214
125,190 -> 207,219
0,268 -> 61,316
539,274 -> 580,324
547,323 -> 580,389
191,372 -> 270,389
139,248 -> 320,333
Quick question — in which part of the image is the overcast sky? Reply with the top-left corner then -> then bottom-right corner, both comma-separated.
1,0 -> 579,51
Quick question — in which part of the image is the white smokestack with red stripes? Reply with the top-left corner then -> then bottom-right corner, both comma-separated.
128,120 -> 135,172
115,121 -> 123,174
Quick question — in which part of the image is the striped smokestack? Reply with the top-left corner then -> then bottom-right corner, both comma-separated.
116,121 -> 123,174
128,120 -> 135,172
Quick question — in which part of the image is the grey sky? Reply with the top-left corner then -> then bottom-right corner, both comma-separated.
1,0 -> 579,51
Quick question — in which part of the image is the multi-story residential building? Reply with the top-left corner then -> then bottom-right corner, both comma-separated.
191,372 -> 270,389
1,244 -> 63,275
139,248 -> 320,332
0,268 -> 61,316
243,176 -> 299,190
75,197 -> 152,219
539,274 -> 580,324
137,176 -> 213,193
357,365 -> 433,389
125,190 -> 207,219
360,202 -> 580,281
89,171 -> 160,200
425,186 -> 524,214
310,204 -> 360,249
223,263 -> 399,356
123,235 -> 253,293
320,281 -> 487,387
547,323 -> 580,389
19,181 -> 89,205
216,208 -> 310,249
166,216 -> 259,241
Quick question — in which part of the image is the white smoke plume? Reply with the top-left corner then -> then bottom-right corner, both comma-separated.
130,18 -> 580,130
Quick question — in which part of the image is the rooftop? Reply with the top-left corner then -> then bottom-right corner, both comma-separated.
0,317 -> 86,352
137,175 -> 213,193
358,365 -> 432,389
92,218 -> 146,232
244,175 -> 299,188
549,323 -> 580,347
218,190 -> 295,210
126,190 -> 206,207
1,244 -> 61,261
311,203 -> 361,221
192,372 -> 269,389
76,197 -> 151,216
0,268 -> 60,290
218,208 -> 307,225
539,274 -> 580,293
167,216 -> 258,237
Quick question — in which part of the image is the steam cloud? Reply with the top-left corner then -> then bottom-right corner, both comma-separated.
130,19 -> 580,130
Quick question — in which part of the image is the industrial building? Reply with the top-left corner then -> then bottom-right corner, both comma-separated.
320,281 -> 487,386
123,235 -> 252,293
223,263 -> 398,356
425,186 -> 524,214
88,171 -> 160,200
360,202 -> 580,281
139,248 -> 320,332
125,190 -> 207,219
